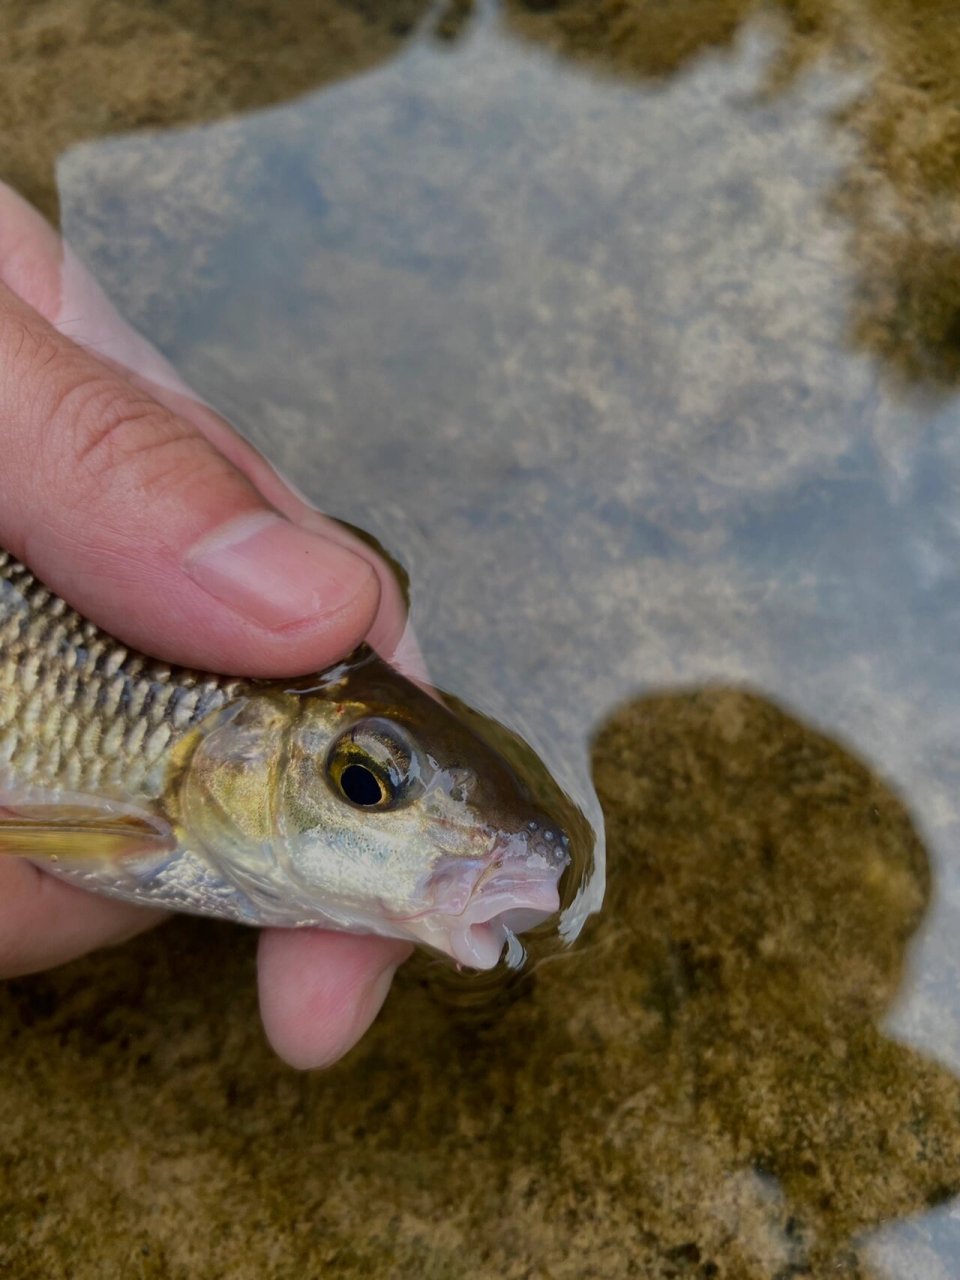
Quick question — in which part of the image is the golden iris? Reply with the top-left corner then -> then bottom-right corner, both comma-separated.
325,718 -> 420,811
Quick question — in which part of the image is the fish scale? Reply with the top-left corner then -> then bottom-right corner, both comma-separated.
0,549 -> 236,801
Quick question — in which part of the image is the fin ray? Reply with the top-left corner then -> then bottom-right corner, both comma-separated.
0,791 -> 173,862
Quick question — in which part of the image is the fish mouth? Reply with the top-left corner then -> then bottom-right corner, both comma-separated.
396,848 -> 567,969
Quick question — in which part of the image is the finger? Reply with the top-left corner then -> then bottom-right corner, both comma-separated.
257,929 -> 411,1070
141,389 -> 419,671
0,181 -> 418,672
0,859 -> 164,978
0,276 -> 384,676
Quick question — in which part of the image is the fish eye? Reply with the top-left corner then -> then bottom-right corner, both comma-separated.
325,718 -> 422,812
338,763 -> 389,808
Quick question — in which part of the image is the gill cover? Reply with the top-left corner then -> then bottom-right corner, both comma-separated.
177,694 -> 293,912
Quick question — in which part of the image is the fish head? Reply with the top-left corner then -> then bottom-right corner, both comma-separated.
274,649 -> 575,969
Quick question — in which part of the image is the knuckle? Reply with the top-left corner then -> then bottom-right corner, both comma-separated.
45,376 -> 225,509
2,315 -> 61,381
55,377 -> 182,472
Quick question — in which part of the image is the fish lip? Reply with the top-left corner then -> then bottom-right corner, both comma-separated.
389,843 -> 568,969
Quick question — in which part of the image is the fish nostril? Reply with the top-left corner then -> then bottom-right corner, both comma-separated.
533,832 -> 571,871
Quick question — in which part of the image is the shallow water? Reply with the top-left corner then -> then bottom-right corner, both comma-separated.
3,1 -> 960,1276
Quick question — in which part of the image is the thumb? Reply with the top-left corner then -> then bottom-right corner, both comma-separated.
0,278 -> 380,677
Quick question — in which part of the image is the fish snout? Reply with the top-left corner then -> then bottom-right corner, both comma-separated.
521,817 -> 572,875
407,825 -> 570,969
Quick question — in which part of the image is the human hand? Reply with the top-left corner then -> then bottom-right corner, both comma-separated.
0,183 -> 412,1068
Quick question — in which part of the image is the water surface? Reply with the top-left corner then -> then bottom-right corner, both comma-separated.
3,1 -> 960,1276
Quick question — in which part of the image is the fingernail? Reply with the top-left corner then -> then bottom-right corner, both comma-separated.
183,511 -> 377,630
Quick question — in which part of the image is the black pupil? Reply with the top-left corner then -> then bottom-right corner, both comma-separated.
340,763 -> 386,807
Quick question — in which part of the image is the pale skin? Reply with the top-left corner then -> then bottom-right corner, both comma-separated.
0,183 -> 412,1069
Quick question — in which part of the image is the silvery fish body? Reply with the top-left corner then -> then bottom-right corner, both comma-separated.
0,549 -> 576,968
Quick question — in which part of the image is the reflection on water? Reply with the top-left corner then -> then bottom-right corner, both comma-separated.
504,0 -> 960,387
0,0 -> 431,219
4,1 -> 960,382
3,0 -> 960,1275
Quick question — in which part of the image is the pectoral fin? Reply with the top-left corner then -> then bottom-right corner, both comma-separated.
0,797 -> 173,862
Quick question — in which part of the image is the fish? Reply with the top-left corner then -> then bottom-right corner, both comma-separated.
0,548 -> 579,969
